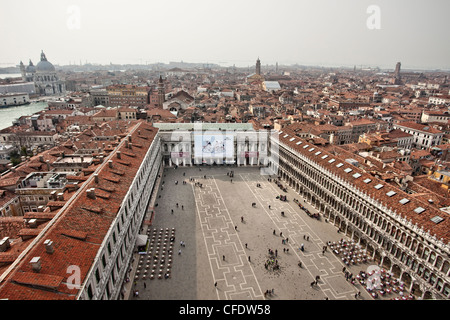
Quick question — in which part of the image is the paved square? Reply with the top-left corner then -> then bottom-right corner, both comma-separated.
129,166 -> 373,300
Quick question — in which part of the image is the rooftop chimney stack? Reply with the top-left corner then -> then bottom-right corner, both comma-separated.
30,257 -> 41,272
94,173 -> 99,183
0,237 -> 10,252
117,151 -> 121,159
87,188 -> 96,200
44,239 -> 54,254
28,219 -> 37,228
108,160 -> 113,168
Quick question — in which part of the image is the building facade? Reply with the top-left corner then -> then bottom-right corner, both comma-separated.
107,85 -> 150,107
271,128 -> 450,300
393,122 -> 443,150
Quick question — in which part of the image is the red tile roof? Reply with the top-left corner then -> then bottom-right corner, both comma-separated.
0,121 -> 158,300
279,125 -> 450,244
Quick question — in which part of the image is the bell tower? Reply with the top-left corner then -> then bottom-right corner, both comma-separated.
256,57 -> 261,75
157,75 -> 165,107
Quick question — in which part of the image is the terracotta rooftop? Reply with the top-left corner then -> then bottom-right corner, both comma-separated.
279,125 -> 450,245
0,121 -> 158,300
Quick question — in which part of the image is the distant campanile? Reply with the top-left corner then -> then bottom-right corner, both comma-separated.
157,75 -> 165,107
394,62 -> 402,84
256,57 -> 261,75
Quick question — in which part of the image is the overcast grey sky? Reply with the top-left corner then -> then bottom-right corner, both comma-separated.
1,0 -> 449,69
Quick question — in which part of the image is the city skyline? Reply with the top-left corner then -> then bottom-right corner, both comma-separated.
1,0 -> 449,70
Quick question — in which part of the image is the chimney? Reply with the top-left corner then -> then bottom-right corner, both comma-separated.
37,205 -> 44,212
30,257 -> 41,272
128,135 -> 132,142
108,160 -> 113,168
117,151 -> 121,159
129,143 -> 132,149
125,140 -> 129,148
39,155 -> 44,163
50,190 -> 57,200
28,219 -> 37,228
94,173 -> 99,183
43,239 -> 54,254
0,237 -> 10,252
57,193 -> 64,201
46,160 -> 51,171
87,188 -> 96,199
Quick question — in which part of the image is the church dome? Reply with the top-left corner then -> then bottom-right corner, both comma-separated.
25,60 -> 36,73
36,51 -> 55,72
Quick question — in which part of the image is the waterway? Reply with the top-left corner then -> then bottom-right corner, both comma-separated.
0,73 -> 22,79
0,101 -> 48,130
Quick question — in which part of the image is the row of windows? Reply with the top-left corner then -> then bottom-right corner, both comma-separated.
276,142 -> 449,296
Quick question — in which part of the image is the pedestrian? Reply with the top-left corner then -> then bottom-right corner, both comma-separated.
273,229 -> 276,235
268,205 -> 271,209
178,249 -> 181,255
241,216 -> 244,222
176,203 -> 179,208
215,282 -> 217,287
235,226 -> 237,231
280,232 -> 283,237
182,205 -> 184,210
144,282 -> 146,289
171,209 -> 174,214
248,256 -> 251,262
223,255 -> 225,261
245,243 -> 248,249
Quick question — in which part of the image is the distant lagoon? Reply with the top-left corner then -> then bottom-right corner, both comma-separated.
0,101 -> 48,130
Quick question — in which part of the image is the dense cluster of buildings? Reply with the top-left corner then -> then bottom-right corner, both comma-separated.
0,56 -> 448,300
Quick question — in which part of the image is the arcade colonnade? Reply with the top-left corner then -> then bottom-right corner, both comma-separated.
272,139 -> 450,300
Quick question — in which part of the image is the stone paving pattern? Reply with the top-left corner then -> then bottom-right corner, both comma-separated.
129,166 -> 373,300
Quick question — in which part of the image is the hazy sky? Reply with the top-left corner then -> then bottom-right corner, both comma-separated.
1,0 -> 449,70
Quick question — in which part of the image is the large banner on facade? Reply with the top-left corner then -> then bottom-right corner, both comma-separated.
194,133 -> 234,158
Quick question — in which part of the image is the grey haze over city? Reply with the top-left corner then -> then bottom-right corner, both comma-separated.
1,0 -> 449,70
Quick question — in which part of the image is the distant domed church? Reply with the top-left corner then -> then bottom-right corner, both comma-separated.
20,51 -> 66,96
